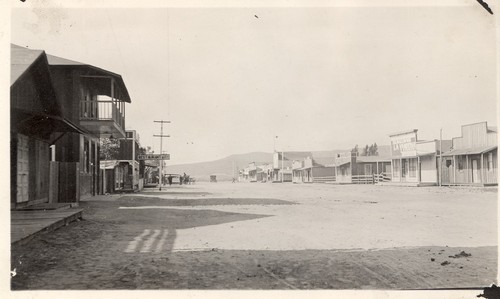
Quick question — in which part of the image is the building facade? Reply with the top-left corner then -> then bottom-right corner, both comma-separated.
441,122 -> 497,186
389,129 -> 451,186
10,44 -> 86,208
47,53 -> 131,200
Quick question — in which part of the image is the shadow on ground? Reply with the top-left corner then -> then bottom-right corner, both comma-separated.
118,196 -> 296,206
138,191 -> 213,196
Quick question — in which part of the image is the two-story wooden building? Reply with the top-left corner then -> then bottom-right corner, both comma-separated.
100,130 -> 142,193
47,53 -> 131,201
10,44 -> 87,209
441,122 -> 497,186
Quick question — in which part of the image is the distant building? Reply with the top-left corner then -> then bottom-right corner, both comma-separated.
334,151 -> 391,184
441,122 -> 497,186
100,130 -> 142,193
297,156 -> 336,183
272,151 -> 311,182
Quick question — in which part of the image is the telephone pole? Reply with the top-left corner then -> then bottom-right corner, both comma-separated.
154,120 -> 171,191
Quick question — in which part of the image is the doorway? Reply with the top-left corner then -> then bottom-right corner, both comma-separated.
471,159 -> 480,183
16,134 -> 29,203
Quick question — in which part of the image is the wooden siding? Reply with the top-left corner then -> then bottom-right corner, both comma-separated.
58,162 -> 80,203
453,122 -> 497,149
312,166 -> 335,178
442,150 -> 497,185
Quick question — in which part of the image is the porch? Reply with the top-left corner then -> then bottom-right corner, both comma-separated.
11,207 -> 83,245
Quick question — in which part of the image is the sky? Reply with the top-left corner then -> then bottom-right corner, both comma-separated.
9,1 -> 498,164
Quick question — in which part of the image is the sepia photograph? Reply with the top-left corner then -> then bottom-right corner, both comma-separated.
4,0 -> 499,297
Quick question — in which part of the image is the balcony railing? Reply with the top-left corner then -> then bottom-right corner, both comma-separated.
80,100 -> 125,129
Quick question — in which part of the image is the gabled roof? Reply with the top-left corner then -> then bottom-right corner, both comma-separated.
46,53 -> 132,103
11,44 -> 45,85
46,54 -> 86,66
313,157 -> 336,166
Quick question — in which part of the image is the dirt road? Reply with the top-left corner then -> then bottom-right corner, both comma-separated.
11,183 -> 497,289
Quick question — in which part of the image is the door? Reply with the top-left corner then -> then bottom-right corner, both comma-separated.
401,160 -> 407,181
16,134 -> 29,203
472,159 -> 480,183
364,164 -> 373,175
442,159 -> 452,184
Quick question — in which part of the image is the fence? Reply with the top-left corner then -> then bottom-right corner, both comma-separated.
352,174 -> 374,184
313,176 -> 336,183
374,172 -> 392,183
352,173 -> 392,184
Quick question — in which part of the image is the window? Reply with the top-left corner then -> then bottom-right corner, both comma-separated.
393,160 -> 400,177
457,156 -> 464,171
409,158 -> 417,178
446,160 -> 452,168
488,153 -> 493,172
83,138 -> 90,173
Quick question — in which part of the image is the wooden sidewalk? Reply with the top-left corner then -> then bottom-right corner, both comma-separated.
11,208 -> 83,245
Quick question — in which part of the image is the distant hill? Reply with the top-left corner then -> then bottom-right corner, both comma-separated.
165,152 -> 273,182
165,146 -> 391,182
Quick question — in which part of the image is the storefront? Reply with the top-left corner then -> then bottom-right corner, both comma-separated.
389,129 -> 450,186
441,122 -> 497,186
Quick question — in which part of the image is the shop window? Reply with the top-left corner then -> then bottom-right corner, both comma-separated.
393,160 -> 400,176
488,153 -> 493,172
409,159 -> 417,178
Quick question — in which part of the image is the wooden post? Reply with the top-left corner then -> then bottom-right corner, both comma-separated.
466,155 -> 469,183
481,153 -> 484,184
453,155 -> 456,184
417,156 -> 421,183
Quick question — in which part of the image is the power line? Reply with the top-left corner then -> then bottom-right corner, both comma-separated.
153,120 -> 171,191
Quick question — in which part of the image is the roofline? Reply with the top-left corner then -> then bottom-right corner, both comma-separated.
48,61 -> 132,103
11,48 -> 45,87
461,121 -> 488,128
388,129 -> 418,137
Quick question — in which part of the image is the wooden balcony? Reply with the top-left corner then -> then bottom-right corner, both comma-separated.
80,100 -> 126,138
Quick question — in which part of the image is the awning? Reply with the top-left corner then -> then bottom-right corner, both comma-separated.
442,145 -> 497,156
13,109 -> 89,136
100,160 -> 119,170
356,156 -> 392,163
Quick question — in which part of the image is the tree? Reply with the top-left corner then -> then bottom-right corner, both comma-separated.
351,144 -> 359,156
362,144 -> 369,156
99,138 -> 120,160
368,144 -> 374,156
372,143 -> 378,156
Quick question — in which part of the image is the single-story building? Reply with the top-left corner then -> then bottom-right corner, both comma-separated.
388,129 -> 451,186
441,122 -> 497,186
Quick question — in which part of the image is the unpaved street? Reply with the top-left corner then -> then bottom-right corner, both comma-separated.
11,183 -> 497,289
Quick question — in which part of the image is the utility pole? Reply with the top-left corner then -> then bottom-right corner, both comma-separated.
154,120 -> 171,191
439,128 -> 443,187
281,151 -> 284,183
